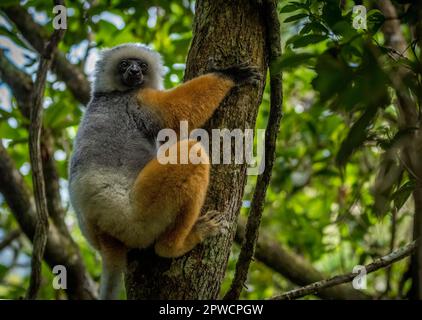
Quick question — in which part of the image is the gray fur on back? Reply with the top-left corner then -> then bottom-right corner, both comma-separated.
69,91 -> 163,184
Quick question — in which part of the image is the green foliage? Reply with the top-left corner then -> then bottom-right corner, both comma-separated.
263,0 -> 420,298
0,0 -> 421,299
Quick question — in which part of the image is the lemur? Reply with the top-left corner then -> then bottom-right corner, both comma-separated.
69,43 -> 259,299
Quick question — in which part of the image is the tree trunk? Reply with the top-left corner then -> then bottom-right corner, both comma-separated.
125,0 -> 267,299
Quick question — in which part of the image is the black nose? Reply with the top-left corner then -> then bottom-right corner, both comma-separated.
128,67 -> 141,76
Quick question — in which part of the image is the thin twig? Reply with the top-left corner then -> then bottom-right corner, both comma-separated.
272,240 -> 417,300
1,48 -> 69,236
224,0 -> 283,300
1,33 -> 96,301
235,218 -> 371,299
27,1 -> 65,299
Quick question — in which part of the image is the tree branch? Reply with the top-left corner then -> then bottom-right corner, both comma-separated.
0,49 -> 68,234
235,218 -> 370,300
376,0 -> 417,127
376,0 -> 407,58
2,4 -> 90,105
1,31 -> 95,300
224,0 -> 283,300
0,49 -> 33,117
0,143 -> 97,299
271,241 -> 417,300
1,6 -> 90,234
26,7 -> 66,299
0,230 -> 21,251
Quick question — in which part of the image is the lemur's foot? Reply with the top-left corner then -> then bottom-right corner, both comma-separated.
208,58 -> 261,86
193,210 -> 228,239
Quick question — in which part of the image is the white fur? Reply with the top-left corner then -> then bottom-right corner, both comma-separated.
69,166 -> 176,250
92,43 -> 164,93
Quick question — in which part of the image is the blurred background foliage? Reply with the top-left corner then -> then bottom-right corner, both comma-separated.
0,0 -> 421,299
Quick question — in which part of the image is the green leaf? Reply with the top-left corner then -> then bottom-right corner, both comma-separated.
322,1 -> 342,28
0,121 -> 27,140
0,264 -> 8,280
312,52 -> 352,102
44,102 -> 71,129
335,106 -> 378,167
367,9 -> 386,34
300,23 -> 313,35
272,53 -> 316,71
291,34 -> 327,48
300,22 -> 329,35
332,21 -> 358,42
0,0 -> 20,7
280,4 -> 303,13
284,13 -> 308,23
392,180 -> 416,211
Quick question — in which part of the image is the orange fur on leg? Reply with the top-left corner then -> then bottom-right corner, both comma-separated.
137,73 -> 234,130
131,139 -> 222,258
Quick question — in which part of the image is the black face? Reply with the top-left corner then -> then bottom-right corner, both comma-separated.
118,58 -> 148,88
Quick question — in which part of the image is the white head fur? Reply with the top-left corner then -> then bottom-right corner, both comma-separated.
92,43 -> 164,94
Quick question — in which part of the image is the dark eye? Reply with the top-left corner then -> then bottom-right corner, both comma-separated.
119,60 -> 128,70
140,62 -> 148,72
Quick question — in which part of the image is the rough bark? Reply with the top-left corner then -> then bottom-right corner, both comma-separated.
225,0 -> 282,300
125,0 -> 267,299
26,15 -> 65,299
